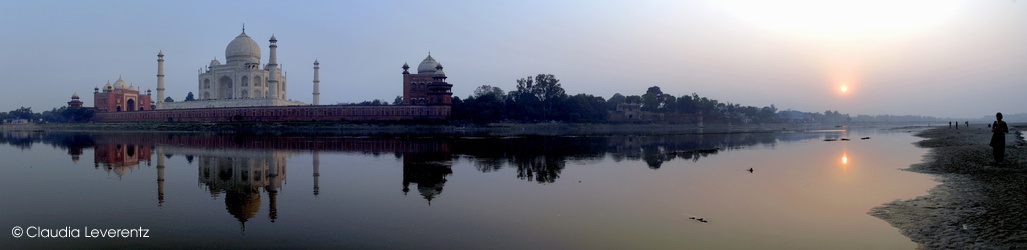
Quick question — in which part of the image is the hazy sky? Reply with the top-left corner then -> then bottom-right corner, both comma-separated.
1,0 -> 1024,118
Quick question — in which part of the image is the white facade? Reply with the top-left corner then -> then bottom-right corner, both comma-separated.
163,29 -> 305,110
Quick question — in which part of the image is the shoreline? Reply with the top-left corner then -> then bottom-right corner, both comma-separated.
870,124 -> 1027,248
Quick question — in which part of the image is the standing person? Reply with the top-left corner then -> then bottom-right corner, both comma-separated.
991,112 -> 1009,165
965,121 -> 969,127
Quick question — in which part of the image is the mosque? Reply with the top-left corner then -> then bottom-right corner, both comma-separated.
79,27 -> 453,122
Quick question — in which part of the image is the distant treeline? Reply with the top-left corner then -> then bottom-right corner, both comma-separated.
1,106 -> 93,123
451,74 -> 843,124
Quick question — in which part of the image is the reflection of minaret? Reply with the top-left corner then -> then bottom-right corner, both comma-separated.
313,151 -> 320,196
267,156 -> 279,222
157,147 -> 165,206
401,152 -> 453,204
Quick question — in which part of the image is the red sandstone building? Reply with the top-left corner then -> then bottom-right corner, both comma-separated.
402,53 -> 453,106
93,76 -> 155,112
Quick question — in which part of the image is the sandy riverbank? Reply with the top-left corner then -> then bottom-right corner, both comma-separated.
870,125 -> 1027,249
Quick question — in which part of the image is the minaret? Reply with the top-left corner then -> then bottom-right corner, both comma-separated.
267,35 -> 279,99
156,51 -> 165,109
402,62 -> 411,105
313,151 -> 320,196
312,60 -> 320,105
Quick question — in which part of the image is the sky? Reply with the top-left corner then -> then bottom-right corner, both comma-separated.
0,0 -> 1024,119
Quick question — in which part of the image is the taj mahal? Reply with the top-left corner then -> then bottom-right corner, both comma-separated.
165,28 -> 305,109
81,27 -> 454,122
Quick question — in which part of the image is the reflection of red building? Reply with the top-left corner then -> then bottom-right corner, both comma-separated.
94,143 -> 152,177
93,77 -> 154,113
402,152 -> 453,203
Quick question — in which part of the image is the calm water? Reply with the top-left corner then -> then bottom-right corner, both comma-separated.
0,128 -> 937,249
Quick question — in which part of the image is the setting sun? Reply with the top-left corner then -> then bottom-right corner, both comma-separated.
840,86 -> 848,92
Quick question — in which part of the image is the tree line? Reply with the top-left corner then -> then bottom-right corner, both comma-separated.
1,106 -> 94,123
452,73 -> 805,124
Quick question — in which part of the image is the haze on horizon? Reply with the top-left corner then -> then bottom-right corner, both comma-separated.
0,0 -> 1023,119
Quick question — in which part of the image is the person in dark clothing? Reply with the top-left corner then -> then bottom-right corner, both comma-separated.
990,112 -> 1009,165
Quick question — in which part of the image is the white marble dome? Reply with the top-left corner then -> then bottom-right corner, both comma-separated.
113,77 -> 129,90
225,32 -> 261,64
417,54 -> 439,74
433,64 -> 445,76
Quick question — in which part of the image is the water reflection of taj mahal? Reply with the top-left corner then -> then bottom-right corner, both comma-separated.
195,152 -> 290,224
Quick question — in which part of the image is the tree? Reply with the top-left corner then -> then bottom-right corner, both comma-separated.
530,74 -> 565,105
607,93 -> 626,111
42,107 -> 67,122
185,92 -> 195,101
474,85 -> 505,99
60,107 -> 94,123
358,99 -> 386,105
662,95 -> 677,113
625,95 -> 642,104
514,74 -> 566,121
164,96 -> 175,103
675,94 -> 696,113
521,73 -> 571,120
393,96 -> 403,105
562,94 -> 607,122
9,107 -> 35,120
642,86 -> 663,112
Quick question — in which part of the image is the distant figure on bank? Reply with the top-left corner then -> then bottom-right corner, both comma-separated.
965,121 -> 969,127
990,112 -> 1009,165
956,121 -> 959,129
949,121 -> 952,128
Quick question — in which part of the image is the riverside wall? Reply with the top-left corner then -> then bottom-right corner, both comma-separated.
92,104 -> 451,122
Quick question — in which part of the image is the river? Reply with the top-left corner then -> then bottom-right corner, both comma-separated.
0,128 -> 937,249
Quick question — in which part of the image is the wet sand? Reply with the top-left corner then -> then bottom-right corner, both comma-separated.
870,125 -> 1027,249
